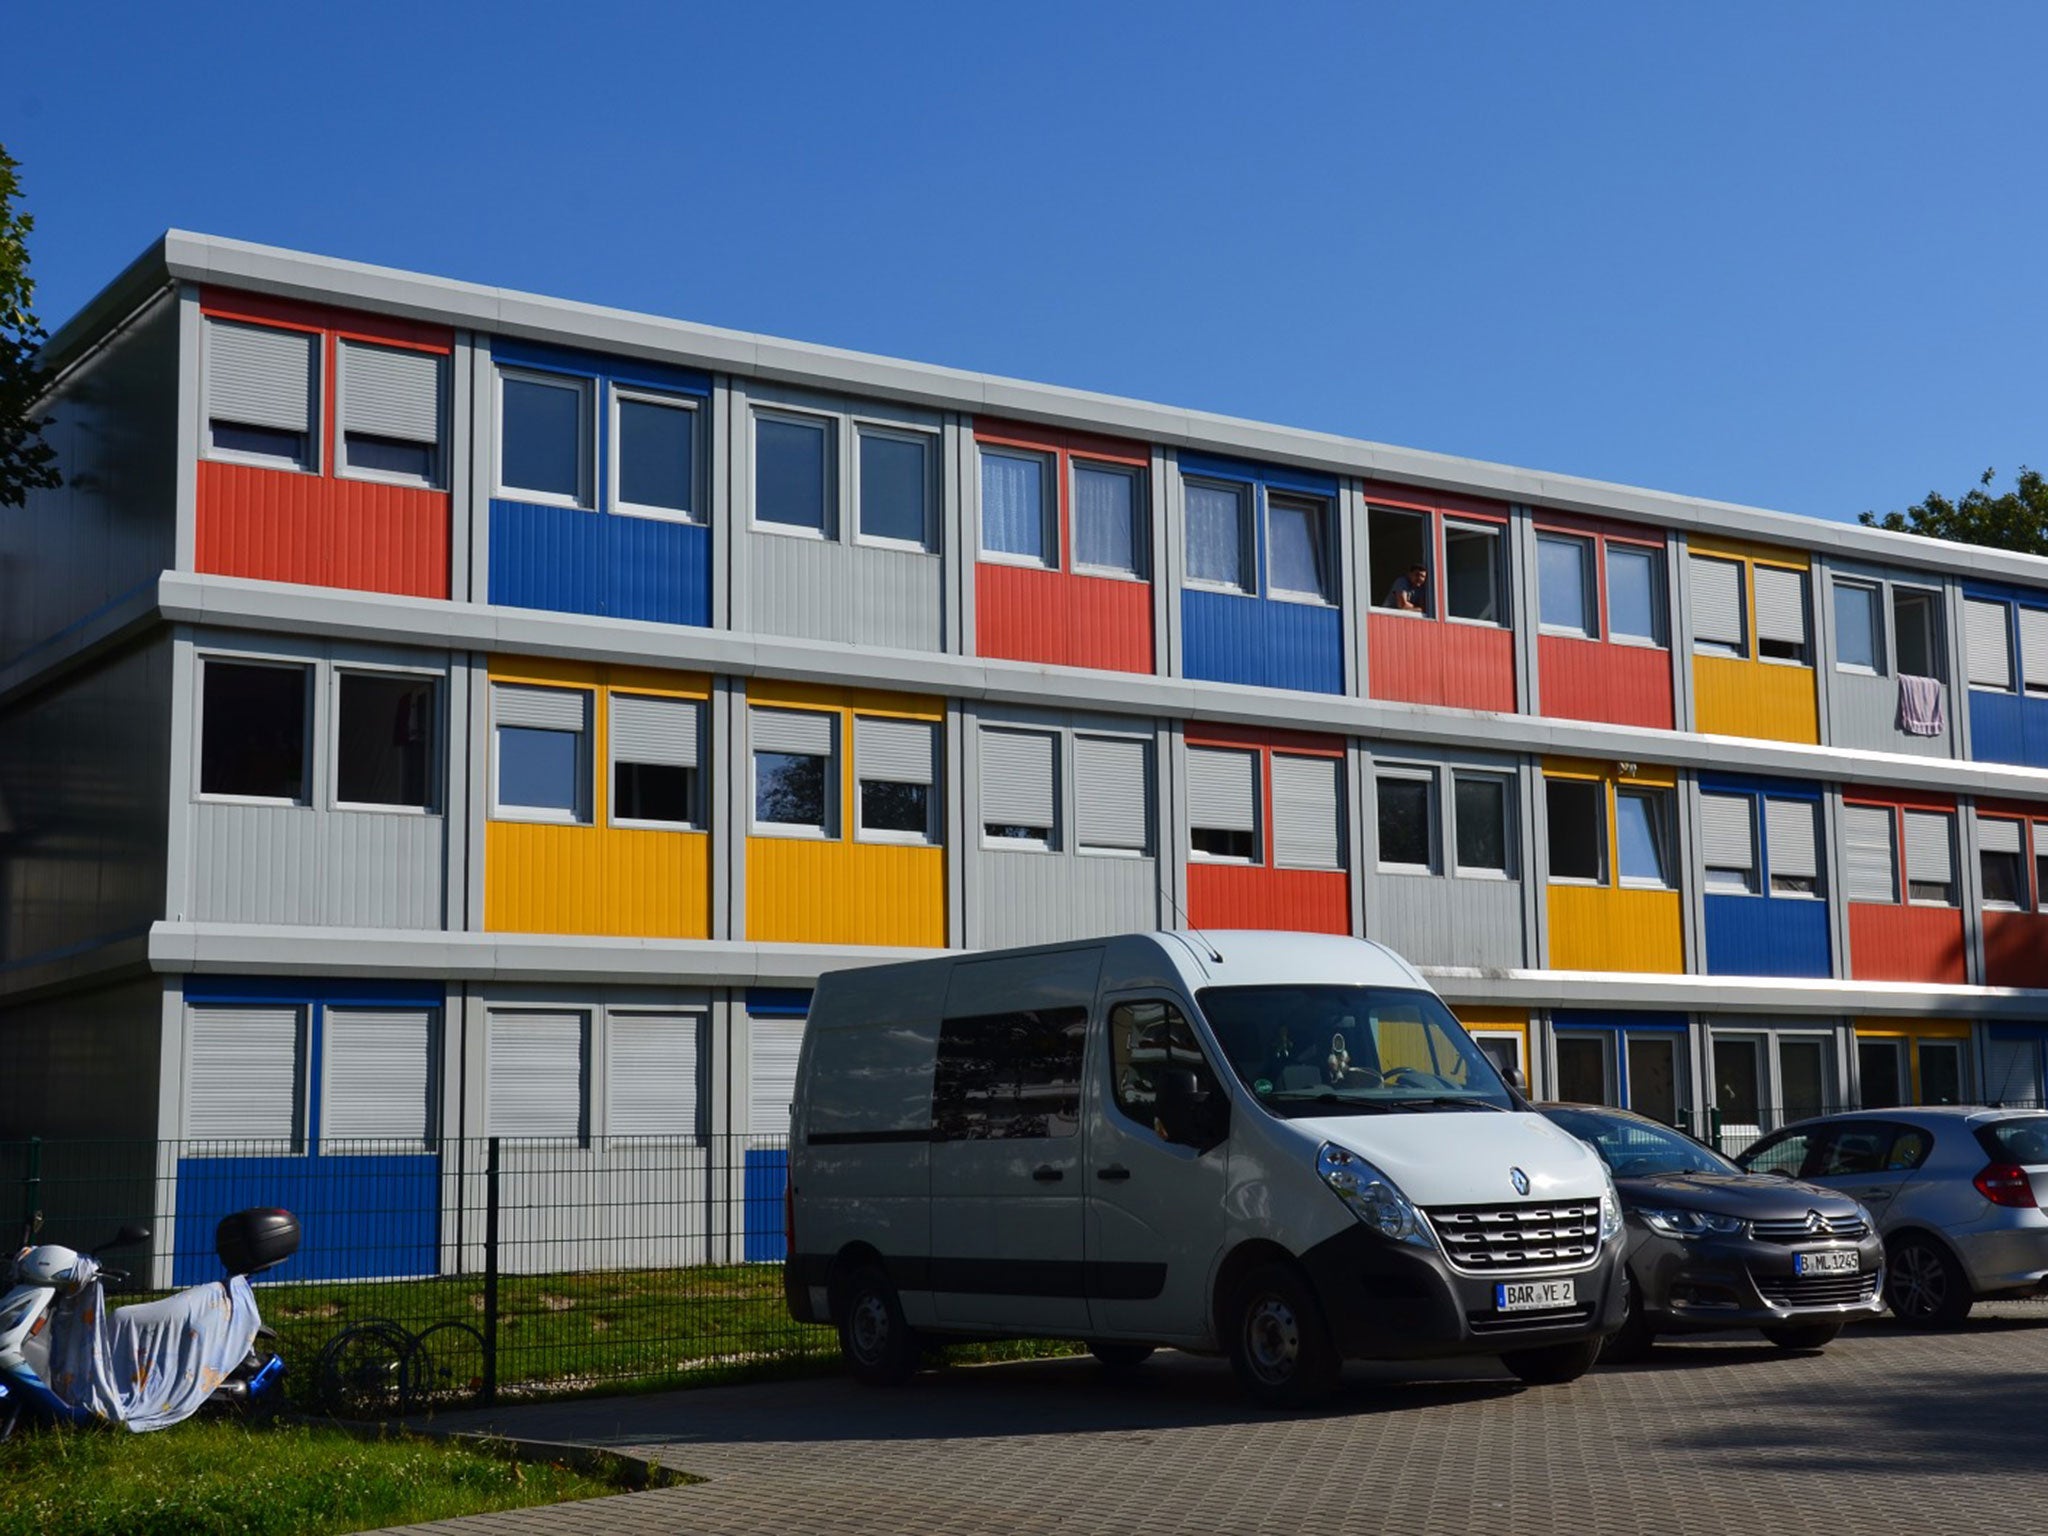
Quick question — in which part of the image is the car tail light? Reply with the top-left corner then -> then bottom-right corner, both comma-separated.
1974,1163 -> 2039,1209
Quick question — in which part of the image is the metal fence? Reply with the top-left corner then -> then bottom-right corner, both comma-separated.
1,1134 -> 829,1415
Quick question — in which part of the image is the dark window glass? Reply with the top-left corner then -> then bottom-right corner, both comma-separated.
615,762 -> 697,824
1377,777 -> 1432,867
1894,591 -> 1937,678
1546,779 -> 1604,882
1778,1039 -> 1828,1123
1555,1036 -> 1612,1105
1369,507 -> 1432,614
861,780 -> 930,836
1740,1129 -> 1815,1177
1814,1124 -> 1893,1177
931,1007 -> 1087,1140
1919,1042 -> 1965,1106
500,375 -> 583,500
1885,1126 -> 1934,1170
498,727 -> 581,814
1191,826 -> 1256,860
1976,1116 -> 2048,1165
859,432 -> 928,544
1983,848 -> 2026,908
1454,775 -> 1508,872
210,422 -> 309,466
1627,1035 -> 1680,1125
1857,1041 -> 1905,1109
756,416 -> 830,531
1443,523 -> 1501,622
1109,1000 -> 1226,1148
201,662 -> 309,799
985,822 -> 1051,843
1476,1035 -> 1522,1081
1713,1038 -> 1761,1126
345,433 -> 435,482
337,673 -> 434,808
617,397 -> 694,514
754,751 -> 827,827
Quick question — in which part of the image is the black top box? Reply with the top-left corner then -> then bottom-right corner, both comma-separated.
215,1208 -> 301,1277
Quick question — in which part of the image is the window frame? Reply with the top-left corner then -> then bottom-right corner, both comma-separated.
750,405 -> 839,540
1700,789 -> 1761,896
1689,553 -> 1750,658
1753,562 -> 1812,667
1441,518 -> 1508,628
978,725 -> 1061,853
1831,578 -> 1884,675
328,664 -> 443,816
1181,476 -> 1256,596
1374,767 -> 1439,876
1978,816 -> 2029,913
607,385 -> 703,525
1891,586 -> 1941,680
1074,732 -> 1155,860
335,338 -> 444,491
852,714 -> 940,848
1614,785 -> 1677,890
1762,793 -> 1824,900
1070,458 -> 1147,581
606,691 -> 706,832
495,366 -> 594,510
1902,807 -> 1958,908
977,445 -> 1057,569
1449,769 -> 1515,880
749,713 -> 839,840
852,421 -> 940,554
1544,776 -> 1609,886
1536,532 -> 1598,639
1367,504 -> 1436,618
1187,744 -> 1263,865
196,655 -> 315,808
490,686 -> 593,826
1603,539 -> 1667,648
202,316 -> 322,476
1264,489 -> 1337,607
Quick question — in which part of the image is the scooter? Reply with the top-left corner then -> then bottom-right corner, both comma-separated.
0,1207 -> 301,1438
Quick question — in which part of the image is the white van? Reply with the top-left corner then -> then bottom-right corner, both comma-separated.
784,931 -> 1625,1403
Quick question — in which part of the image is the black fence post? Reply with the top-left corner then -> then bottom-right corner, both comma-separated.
1708,1106 -> 1724,1151
482,1136 -> 500,1408
20,1136 -> 40,1241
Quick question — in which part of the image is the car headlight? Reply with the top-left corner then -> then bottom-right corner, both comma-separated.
1853,1202 -> 1879,1232
1599,1169 -> 1626,1243
1318,1143 -> 1432,1248
1639,1207 -> 1748,1239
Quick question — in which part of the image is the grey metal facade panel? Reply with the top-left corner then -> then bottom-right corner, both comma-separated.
0,977 -> 166,1138
973,848 -> 1162,951
1827,665 -> 1955,757
1359,871 -> 1527,970
189,799 -> 446,928
744,532 -> 945,652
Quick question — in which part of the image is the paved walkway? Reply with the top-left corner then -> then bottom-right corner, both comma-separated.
367,1305 -> 2048,1535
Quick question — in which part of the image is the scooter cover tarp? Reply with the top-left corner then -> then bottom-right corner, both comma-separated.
45,1277 -> 261,1432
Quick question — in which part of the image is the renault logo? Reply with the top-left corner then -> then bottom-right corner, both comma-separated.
1510,1167 -> 1530,1196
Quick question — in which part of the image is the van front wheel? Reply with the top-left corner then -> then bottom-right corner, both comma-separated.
1228,1262 -> 1339,1408
836,1264 -> 919,1387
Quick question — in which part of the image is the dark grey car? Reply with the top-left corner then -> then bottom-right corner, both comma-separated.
1541,1104 -> 1885,1358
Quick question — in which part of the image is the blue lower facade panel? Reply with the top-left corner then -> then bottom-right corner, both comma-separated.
1182,590 -> 1344,694
489,499 -> 710,626
743,1148 -> 789,1263
1703,894 -> 1832,977
172,1152 -> 439,1284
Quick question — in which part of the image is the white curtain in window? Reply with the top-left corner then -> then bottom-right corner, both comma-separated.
1267,497 -> 1327,598
1185,483 -> 1245,587
981,452 -> 1046,560
1074,464 -> 1137,573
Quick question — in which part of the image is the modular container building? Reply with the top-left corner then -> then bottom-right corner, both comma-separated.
10,233 -> 2048,1275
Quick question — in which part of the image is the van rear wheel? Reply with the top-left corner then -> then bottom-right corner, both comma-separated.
836,1264 -> 919,1387
1228,1261 -> 1339,1408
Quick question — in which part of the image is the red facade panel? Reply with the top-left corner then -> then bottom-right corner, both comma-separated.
1847,905 -> 1967,984
1984,911 -> 2048,988
1368,613 -> 1516,712
197,461 -> 450,598
976,563 -> 1152,673
1187,865 -> 1349,933
1538,634 -> 1675,730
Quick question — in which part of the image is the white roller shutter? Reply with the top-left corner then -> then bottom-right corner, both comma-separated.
1187,746 -> 1258,833
185,1006 -> 302,1146
323,1008 -> 433,1149
980,728 -> 1057,827
2020,608 -> 2048,692
751,707 -> 834,756
608,1012 -> 703,1138
494,684 -> 588,732
611,694 -> 699,767
488,1011 -> 586,1139
1978,815 -> 2023,855
1903,810 -> 1954,889
206,319 -> 315,432
1765,798 -> 1820,881
339,340 -> 441,443
1075,734 -> 1151,852
1272,754 -> 1342,869
1966,599 -> 2014,690
1842,805 -> 1897,904
1690,556 -> 1746,648
855,716 -> 936,784
748,1017 -> 806,1137
1699,793 -> 1755,873
1753,566 -> 1808,646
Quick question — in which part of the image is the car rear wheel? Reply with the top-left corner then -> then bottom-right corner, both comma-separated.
1087,1341 -> 1155,1371
1761,1322 -> 1841,1351
1885,1235 -> 1973,1328
1227,1262 -> 1339,1408
836,1263 -> 920,1386
1501,1338 -> 1602,1385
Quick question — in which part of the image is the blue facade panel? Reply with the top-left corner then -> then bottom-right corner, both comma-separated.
488,500 -> 710,626
1183,590 -> 1344,694
743,1148 -> 788,1262
1703,895 -> 1832,977
1968,688 -> 2041,767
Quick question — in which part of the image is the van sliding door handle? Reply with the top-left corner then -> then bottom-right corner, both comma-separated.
1031,1165 -> 1064,1183
1097,1165 -> 1132,1182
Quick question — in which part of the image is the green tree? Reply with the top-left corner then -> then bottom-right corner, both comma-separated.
1860,467 -> 2048,558
0,144 -> 58,508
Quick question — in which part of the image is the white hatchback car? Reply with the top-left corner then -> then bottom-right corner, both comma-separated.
1736,1106 -> 2048,1326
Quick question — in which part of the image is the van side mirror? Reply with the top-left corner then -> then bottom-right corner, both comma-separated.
1155,1068 -> 1228,1151
1505,1067 -> 1528,1094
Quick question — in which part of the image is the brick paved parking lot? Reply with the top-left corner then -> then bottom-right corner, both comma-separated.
376,1306 -> 2048,1536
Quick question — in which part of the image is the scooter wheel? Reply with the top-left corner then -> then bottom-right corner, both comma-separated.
316,1321 -> 418,1417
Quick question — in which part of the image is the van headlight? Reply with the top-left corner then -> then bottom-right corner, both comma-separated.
1600,1170 -> 1626,1243
1318,1144 -> 1432,1248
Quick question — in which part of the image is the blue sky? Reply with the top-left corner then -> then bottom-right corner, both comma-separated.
14,3 -> 2046,524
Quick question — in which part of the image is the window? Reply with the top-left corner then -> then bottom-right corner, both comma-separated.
2022,608 -> 2048,697
322,1008 -> 435,1151
498,371 -> 589,505
1554,1034 -> 1615,1106
1857,1040 -> 1906,1109
1920,1040 -> 1965,1105
492,684 -> 590,822
339,340 -> 441,485
1376,773 -> 1434,871
1690,555 -> 1747,656
1842,804 -> 1899,904
1615,788 -> 1674,887
610,693 -> 702,827
609,1012 -> 705,1138
1834,581 -> 1880,672
1267,493 -> 1331,602
613,391 -> 697,520
1188,746 -> 1259,861
931,1006 -> 1087,1140
1712,1036 -> 1762,1130
1754,566 -> 1810,663
1074,463 -> 1142,575
1965,597 -> 2013,691
1075,735 -> 1152,855
1452,773 -> 1511,876
855,715 -> 937,842
1741,1128 -> 1816,1177
980,449 -> 1052,564
1109,1000 -> 1225,1148
755,413 -> 833,534
336,672 -> 435,810
980,727 -> 1058,847
487,1010 -> 586,1141
1902,808 -> 1955,905
2036,821 -> 2048,908
205,318 -> 317,470
1979,816 -> 2026,910
1538,535 -> 1595,636
1545,779 -> 1605,883
201,660 -> 310,801
1272,754 -> 1343,870
1443,523 -> 1503,623
1700,792 -> 1757,894
751,709 -> 834,834
858,428 -> 931,547
1765,797 -> 1821,897
1185,480 -> 1251,591
1893,589 -> 1938,679
1369,507 -> 1431,614
1606,545 -> 1663,645
185,1004 -> 305,1151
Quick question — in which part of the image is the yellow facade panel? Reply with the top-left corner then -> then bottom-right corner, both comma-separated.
745,836 -> 945,946
1687,533 -> 1811,570
1692,654 -> 1819,743
1547,885 -> 1684,973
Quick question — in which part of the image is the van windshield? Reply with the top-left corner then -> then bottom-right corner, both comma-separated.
1196,985 -> 1514,1116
